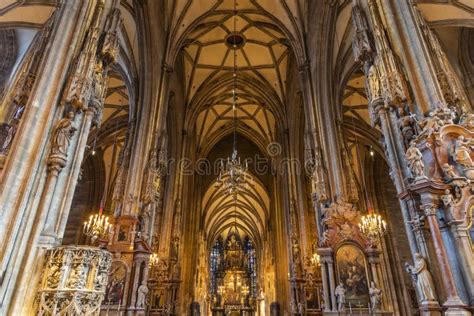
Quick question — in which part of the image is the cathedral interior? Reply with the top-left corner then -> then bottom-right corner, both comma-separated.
0,0 -> 473,315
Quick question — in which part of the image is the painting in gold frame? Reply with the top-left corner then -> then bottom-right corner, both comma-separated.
336,244 -> 370,307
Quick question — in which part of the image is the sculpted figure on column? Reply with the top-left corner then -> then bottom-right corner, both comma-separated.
51,111 -> 76,156
334,282 -> 346,311
405,253 -> 436,302
369,282 -> 382,311
405,141 -> 425,179
397,107 -> 417,149
136,282 -> 149,308
367,64 -> 381,102
453,135 -> 473,168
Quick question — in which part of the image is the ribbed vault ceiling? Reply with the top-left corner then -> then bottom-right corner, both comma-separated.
203,174 -> 269,250
172,0 -> 305,150
172,0 -> 304,250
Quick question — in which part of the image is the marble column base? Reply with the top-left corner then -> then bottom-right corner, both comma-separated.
444,308 -> 471,316
419,301 -> 441,316
444,296 -> 470,315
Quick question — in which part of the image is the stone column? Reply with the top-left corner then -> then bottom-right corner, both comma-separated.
300,63 -> 345,198
0,2 -> 101,314
327,259 -> 336,312
40,111 -> 82,239
367,248 -> 391,311
378,0 -> 444,113
421,202 -> 468,314
315,249 -> 336,314
449,223 -> 474,304
122,63 -> 173,218
317,248 -> 331,312
377,108 -> 420,257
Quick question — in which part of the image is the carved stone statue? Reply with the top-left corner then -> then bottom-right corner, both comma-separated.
442,163 -> 458,179
334,282 -> 346,311
0,124 -> 16,155
367,64 -> 381,102
441,189 -> 455,207
297,301 -> 304,314
136,282 -> 149,308
405,142 -> 425,179
292,238 -> 301,264
406,214 -> 425,232
369,282 -> 382,311
418,111 -> 443,138
453,135 -> 473,168
51,111 -> 76,156
397,107 -> 417,149
405,253 -> 437,302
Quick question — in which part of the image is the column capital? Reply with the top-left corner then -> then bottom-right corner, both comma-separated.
421,203 -> 438,217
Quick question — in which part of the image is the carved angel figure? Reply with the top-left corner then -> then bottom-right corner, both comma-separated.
51,112 -> 76,156
453,135 -> 473,168
441,189 -> 455,207
442,163 -> 457,179
418,111 -> 443,138
405,253 -> 436,302
405,142 -> 425,178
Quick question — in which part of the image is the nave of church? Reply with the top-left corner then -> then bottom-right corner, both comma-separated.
0,0 -> 473,315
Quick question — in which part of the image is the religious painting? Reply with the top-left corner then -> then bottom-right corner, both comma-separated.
104,261 -> 127,305
152,288 -> 165,309
336,244 -> 370,308
305,287 -> 321,310
117,225 -> 129,242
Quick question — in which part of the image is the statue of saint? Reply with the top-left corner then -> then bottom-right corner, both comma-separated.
405,253 -> 437,302
136,282 -> 149,308
405,142 -> 425,178
334,282 -> 346,311
51,111 -> 76,156
369,282 -> 382,311
454,135 -> 473,168
397,107 -> 416,149
367,64 -> 381,102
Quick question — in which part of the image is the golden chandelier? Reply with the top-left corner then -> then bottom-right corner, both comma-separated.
358,213 -> 387,241
83,207 -> 112,243
215,0 -> 249,197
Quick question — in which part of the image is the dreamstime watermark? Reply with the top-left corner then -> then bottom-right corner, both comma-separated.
266,142 -> 282,157
156,141 -> 317,177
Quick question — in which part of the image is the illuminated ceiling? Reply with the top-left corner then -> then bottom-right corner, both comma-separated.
202,174 -> 269,250
169,0 -> 305,150
168,0 -> 305,247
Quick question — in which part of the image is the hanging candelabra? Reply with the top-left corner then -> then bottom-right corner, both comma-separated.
311,252 -> 320,266
359,213 -> 387,243
241,284 -> 250,296
216,150 -> 249,196
149,252 -> 159,267
83,207 -> 112,245
215,0 -> 249,196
